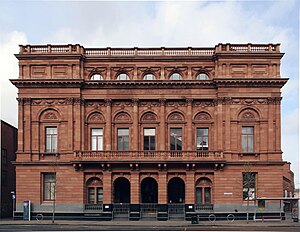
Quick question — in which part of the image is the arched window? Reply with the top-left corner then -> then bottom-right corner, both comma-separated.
86,177 -> 103,204
170,72 -> 182,80
143,73 -> 156,80
91,73 -> 103,80
116,73 -> 130,80
195,177 -> 212,205
196,73 -> 209,80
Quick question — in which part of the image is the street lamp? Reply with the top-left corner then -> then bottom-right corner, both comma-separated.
10,191 -> 15,219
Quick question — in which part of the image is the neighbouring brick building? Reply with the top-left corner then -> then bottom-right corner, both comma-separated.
1,120 -> 17,218
11,43 -> 294,220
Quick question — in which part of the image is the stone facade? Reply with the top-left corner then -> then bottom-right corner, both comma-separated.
11,43 -> 294,220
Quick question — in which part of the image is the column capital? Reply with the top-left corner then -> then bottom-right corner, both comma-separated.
159,98 -> 166,106
104,98 -> 112,106
132,98 -> 139,105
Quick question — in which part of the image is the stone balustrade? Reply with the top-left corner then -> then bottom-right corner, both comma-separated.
74,150 -> 224,161
19,43 -> 280,56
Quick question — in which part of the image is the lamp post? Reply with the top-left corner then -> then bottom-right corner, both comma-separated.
10,191 -> 15,219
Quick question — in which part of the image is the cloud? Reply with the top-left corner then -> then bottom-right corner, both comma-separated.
0,31 -> 27,127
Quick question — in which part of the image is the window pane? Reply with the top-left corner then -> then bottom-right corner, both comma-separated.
117,136 -> 123,151
144,128 -> 155,136
150,136 -> 155,150
117,73 -> 129,80
247,135 -> 254,152
242,135 -> 247,152
144,136 -> 149,150
92,137 -> 97,150
196,73 -> 209,80
197,128 -> 209,150
196,187 -> 202,204
170,73 -> 182,80
118,128 -> 129,136
170,128 -> 182,151
51,135 -> 57,152
89,188 -> 95,203
92,129 -> 103,136
204,188 -> 211,204
98,137 -> 103,151
97,188 -> 103,203
91,74 -> 103,80
123,136 -> 129,151
143,74 -> 156,80
44,173 -> 56,201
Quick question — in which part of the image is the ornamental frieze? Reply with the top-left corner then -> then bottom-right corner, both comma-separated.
193,100 -> 214,108
30,98 -> 84,106
85,101 -> 105,109
166,101 -> 187,107
137,67 -> 161,79
112,101 -> 133,108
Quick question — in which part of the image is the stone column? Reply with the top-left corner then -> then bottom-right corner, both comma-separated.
132,99 -> 139,150
73,98 -> 82,151
268,99 -> 275,152
105,99 -> 112,150
159,99 -> 166,151
23,98 -> 31,152
103,170 -> 112,204
17,98 -> 24,152
186,99 -> 193,150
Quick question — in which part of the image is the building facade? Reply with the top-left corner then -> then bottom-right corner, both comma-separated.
1,120 -> 17,218
11,43 -> 294,220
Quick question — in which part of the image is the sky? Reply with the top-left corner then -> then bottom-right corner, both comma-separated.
0,0 -> 299,187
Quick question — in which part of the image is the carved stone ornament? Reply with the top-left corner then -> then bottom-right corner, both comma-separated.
240,110 -> 256,120
87,177 -> 103,186
168,112 -> 184,121
141,112 -> 157,122
115,112 -> 131,122
88,112 -> 104,122
43,110 -> 58,120
194,112 -> 210,121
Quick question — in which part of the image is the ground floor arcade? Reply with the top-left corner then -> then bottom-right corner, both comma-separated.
14,161 -> 292,220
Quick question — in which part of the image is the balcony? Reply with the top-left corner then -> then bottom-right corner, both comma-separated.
73,150 -> 224,162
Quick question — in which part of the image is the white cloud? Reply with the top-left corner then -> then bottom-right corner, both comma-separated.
0,31 -> 27,127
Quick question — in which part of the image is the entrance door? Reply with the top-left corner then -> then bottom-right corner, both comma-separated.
140,177 -> 158,220
113,177 -> 130,220
168,177 -> 185,220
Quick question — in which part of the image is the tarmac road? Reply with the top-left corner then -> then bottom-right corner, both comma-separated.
0,220 -> 299,231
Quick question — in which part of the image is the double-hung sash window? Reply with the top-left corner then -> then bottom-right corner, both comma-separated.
196,128 -> 209,150
143,128 -> 156,151
91,129 -> 103,151
117,128 -> 129,151
44,173 -> 56,201
88,187 -> 103,204
170,128 -> 182,151
242,126 -> 254,152
45,127 -> 57,152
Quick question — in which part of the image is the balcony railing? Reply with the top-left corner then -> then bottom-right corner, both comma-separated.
84,204 -> 103,211
19,43 -> 280,56
73,150 -> 224,161
195,204 -> 214,211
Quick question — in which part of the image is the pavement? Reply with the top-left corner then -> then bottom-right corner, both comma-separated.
0,218 -> 300,228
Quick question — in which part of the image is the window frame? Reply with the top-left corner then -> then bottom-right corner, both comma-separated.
242,172 -> 256,201
45,126 -> 58,153
116,73 -> 130,80
196,128 -> 209,150
241,126 -> 254,153
90,73 -> 104,81
91,128 -> 104,151
117,128 -> 130,151
143,73 -> 156,80
43,172 -> 56,202
196,73 -> 209,80
170,128 -> 183,151
143,128 -> 156,151
169,72 -> 183,80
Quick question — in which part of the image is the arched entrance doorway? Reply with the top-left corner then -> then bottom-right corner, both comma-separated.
141,177 -> 158,203
114,177 -> 130,203
168,177 -> 185,203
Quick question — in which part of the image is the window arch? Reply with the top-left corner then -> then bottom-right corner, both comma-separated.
195,177 -> 213,205
169,72 -> 183,80
196,73 -> 209,80
90,73 -> 103,80
116,73 -> 130,80
86,177 -> 103,204
143,73 -> 156,80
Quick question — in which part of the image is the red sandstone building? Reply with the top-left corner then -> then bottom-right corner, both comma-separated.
11,43 -> 294,220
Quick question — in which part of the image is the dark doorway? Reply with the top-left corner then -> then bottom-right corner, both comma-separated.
114,177 -> 130,203
141,177 -> 158,203
168,177 -> 185,203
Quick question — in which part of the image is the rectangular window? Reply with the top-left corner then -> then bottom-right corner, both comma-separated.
1,149 -> 7,165
243,172 -> 256,200
45,127 -> 57,153
242,126 -> 254,152
143,128 -> 156,151
117,128 -> 129,151
43,173 -> 56,201
196,128 -> 209,150
91,129 -> 103,151
170,128 -> 182,151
